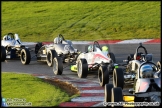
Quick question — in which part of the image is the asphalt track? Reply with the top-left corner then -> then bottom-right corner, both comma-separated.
1,43 -> 161,107
1,44 -> 161,79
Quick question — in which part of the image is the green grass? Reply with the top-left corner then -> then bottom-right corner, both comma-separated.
1,72 -> 77,107
1,1 -> 160,42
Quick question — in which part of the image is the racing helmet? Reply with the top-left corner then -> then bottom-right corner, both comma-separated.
102,46 -> 108,51
140,64 -> 154,78
88,45 -> 93,52
54,37 -> 62,44
7,35 -> 11,40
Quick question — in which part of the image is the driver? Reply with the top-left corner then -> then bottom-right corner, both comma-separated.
140,64 -> 154,78
88,45 -> 93,52
3,35 -> 11,40
102,46 -> 109,57
54,37 -> 62,44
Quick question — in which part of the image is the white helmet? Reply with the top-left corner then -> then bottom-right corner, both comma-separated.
14,34 -> 19,40
54,37 -> 62,44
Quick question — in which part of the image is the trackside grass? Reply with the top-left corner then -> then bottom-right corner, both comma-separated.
1,1 -> 160,41
1,72 -> 77,107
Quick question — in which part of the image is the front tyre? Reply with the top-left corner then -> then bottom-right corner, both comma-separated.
157,61 -> 161,71
98,65 -> 109,87
1,46 -> 6,62
113,68 -> 124,89
20,48 -> 31,65
46,50 -> 57,67
105,84 -> 114,102
53,57 -> 63,75
77,59 -> 88,78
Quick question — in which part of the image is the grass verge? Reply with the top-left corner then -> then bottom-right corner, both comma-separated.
1,1 -> 160,41
1,72 -> 79,107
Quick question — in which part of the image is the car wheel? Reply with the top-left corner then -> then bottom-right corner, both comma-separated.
46,50 -> 57,67
20,48 -> 31,65
111,87 -> 123,107
77,59 -> 88,78
35,42 -> 42,54
53,57 -> 63,75
105,84 -> 113,102
113,68 -> 124,89
1,46 -> 6,62
98,65 -> 109,87
157,61 -> 161,71
108,52 -> 116,63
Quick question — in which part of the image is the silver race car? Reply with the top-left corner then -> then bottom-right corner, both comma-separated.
53,41 -> 118,87
112,43 -> 161,89
34,34 -> 79,67
1,33 -> 31,65
105,61 -> 161,106
104,43 -> 161,106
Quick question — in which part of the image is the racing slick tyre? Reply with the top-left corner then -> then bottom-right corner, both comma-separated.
157,61 -> 161,71
113,68 -> 124,89
108,52 -> 116,63
1,46 -> 6,62
77,59 -> 88,78
35,42 -> 42,54
47,50 -> 57,67
105,84 -> 114,102
20,48 -> 31,65
111,87 -> 123,105
53,57 -> 63,75
98,65 -> 109,87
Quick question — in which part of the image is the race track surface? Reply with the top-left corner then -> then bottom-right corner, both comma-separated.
1,43 -> 161,107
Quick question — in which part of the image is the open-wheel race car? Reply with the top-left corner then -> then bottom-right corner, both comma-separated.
34,34 -> 79,67
112,43 -> 161,89
104,43 -> 161,107
54,41 -> 118,87
1,33 -> 31,65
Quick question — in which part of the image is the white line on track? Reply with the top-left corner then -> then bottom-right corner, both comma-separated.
80,90 -> 104,93
71,97 -> 104,102
72,83 -> 100,87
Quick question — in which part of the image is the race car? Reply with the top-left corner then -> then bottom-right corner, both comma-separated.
60,41 -> 117,87
104,43 -> 161,106
111,43 -> 161,89
105,60 -> 161,106
1,33 -> 31,65
34,34 -> 79,67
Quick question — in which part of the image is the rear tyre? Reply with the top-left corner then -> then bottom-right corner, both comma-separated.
109,52 -> 116,63
20,48 -> 31,65
98,65 -> 109,87
35,42 -> 42,54
1,46 -> 6,62
53,57 -> 63,75
113,68 -> 124,89
105,84 -> 113,102
77,59 -> 88,78
46,50 -> 57,67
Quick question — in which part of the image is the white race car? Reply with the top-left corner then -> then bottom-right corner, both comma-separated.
53,41 -> 118,87
1,33 -> 31,64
